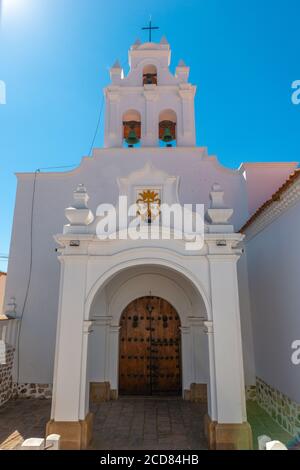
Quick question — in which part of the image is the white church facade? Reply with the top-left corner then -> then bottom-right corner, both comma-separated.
2,38 -> 300,450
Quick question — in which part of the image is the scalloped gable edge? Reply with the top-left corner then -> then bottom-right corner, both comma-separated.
14,147 -> 244,180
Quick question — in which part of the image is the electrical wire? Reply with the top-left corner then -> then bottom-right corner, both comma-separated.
16,169 -> 39,385
88,95 -> 105,156
14,96 -> 105,385
37,164 -> 78,171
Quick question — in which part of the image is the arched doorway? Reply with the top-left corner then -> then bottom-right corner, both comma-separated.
119,296 -> 182,396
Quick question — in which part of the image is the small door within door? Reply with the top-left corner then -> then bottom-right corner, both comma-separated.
119,296 -> 181,395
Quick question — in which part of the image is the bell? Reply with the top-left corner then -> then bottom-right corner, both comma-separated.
126,129 -> 139,147
144,73 -> 156,84
161,127 -> 173,145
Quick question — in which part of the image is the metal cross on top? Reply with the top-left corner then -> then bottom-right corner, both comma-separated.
142,17 -> 159,42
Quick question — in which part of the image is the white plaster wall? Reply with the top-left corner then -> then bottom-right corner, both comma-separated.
0,274 -> 6,314
88,323 -> 107,383
241,163 -> 298,216
5,178 -> 62,383
6,145 -> 290,385
246,200 -> 300,403
237,253 -> 256,385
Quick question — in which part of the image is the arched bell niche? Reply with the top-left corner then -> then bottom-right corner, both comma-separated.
122,109 -> 141,147
159,109 -> 177,147
143,64 -> 158,85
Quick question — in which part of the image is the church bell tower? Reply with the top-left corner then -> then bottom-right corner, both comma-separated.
104,37 -> 196,148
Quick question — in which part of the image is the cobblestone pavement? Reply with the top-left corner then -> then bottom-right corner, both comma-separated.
0,399 -> 51,449
90,397 -> 207,450
0,397 -> 207,450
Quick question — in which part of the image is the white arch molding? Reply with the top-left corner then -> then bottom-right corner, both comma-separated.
77,252 -> 212,421
88,267 -> 210,397
85,256 -> 212,321
108,274 -> 193,326
135,57 -> 162,83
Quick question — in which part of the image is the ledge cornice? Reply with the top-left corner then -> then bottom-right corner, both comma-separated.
241,170 -> 300,240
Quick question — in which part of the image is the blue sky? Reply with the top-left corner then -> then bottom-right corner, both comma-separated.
0,0 -> 300,270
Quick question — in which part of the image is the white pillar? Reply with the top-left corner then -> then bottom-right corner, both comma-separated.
180,326 -> 193,392
143,89 -> 158,146
204,321 -> 217,422
79,320 -> 93,420
104,91 -> 121,147
208,254 -> 247,424
178,88 -> 196,146
107,325 -> 121,392
51,257 -> 88,422
91,316 -> 112,381
189,317 -> 207,384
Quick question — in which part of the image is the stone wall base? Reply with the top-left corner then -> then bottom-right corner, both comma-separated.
245,384 -> 256,401
46,413 -> 93,450
90,382 -> 118,403
184,383 -> 207,403
204,414 -> 253,450
256,377 -> 300,436
0,346 -> 14,406
12,383 -> 52,399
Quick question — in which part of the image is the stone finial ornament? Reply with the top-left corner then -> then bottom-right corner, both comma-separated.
73,183 -> 89,209
160,36 -> 169,45
64,184 -> 94,227
110,61 -> 124,84
5,296 -> 17,319
210,183 -> 225,208
177,59 -> 187,67
111,60 -> 121,69
206,183 -> 234,225
175,59 -> 190,82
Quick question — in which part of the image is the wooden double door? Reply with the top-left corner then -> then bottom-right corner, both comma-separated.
119,296 -> 182,395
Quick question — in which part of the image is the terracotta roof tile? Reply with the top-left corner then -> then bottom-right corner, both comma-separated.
240,168 -> 300,233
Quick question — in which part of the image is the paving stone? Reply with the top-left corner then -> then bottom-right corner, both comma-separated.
91,397 -> 207,450
0,397 -> 208,450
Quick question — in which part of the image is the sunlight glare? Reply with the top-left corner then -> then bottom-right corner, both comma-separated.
1,0 -> 35,28
3,0 -> 26,15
